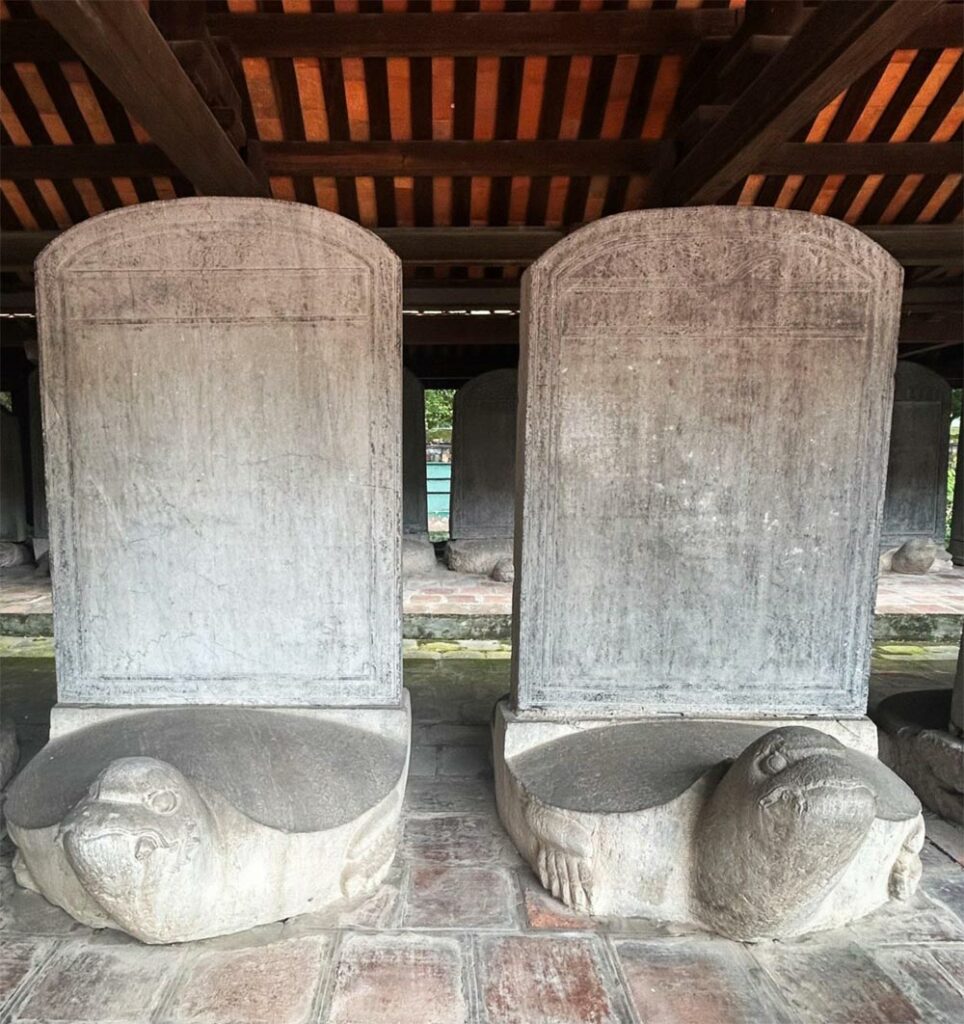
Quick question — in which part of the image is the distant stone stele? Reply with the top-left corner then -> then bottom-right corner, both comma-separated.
446,368 -> 517,578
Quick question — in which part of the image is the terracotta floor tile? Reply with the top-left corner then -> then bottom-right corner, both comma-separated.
616,938 -> 796,1024
402,863 -> 518,929
0,939 -> 54,1006
326,933 -> 466,1024
13,942 -> 183,1024
478,934 -> 628,1024
752,941 -> 924,1024
160,936 -> 330,1024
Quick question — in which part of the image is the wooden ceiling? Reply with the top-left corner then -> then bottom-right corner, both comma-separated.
0,0 -> 961,385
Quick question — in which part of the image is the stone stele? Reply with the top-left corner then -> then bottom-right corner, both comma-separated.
874,628 -> 964,825
445,368 -> 517,577
6,198 -> 410,943
495,208 -> 921,939
878,362 -> 951,572
402,368 -> 436,575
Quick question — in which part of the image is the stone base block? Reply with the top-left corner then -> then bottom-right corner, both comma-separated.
6,697 -> 411,944
494,702 -> 923,941
874,689 -> 963,825
445,537 -> 513,576
402,535 -> 438,576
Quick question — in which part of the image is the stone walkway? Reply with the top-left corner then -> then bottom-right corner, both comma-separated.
1,646 -> 963,1023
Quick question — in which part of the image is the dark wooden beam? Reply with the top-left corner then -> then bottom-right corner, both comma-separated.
667,0 -> 945,206
864,225 -> 964,267
3,3 -> 957,65
0,140 -> 665,180
264,140 -> 667,177
758,141 -> 964,177
6,139 -> 956,182
205,9 -> 741,58
3,225 -> 960,271
37,1 -> 263,198
403,314 -> 518,347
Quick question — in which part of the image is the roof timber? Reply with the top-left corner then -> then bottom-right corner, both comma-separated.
4,140 -> 961,182
3,225 -> 960,272
668,0 -> 948,206
35,1 -> 264,198
4,4 -> 958,65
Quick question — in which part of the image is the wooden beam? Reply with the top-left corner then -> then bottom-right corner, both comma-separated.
264,140 -> 666,177
3,225 -> 960,271
37,1 -> 263,198
403,314 -> 519,347
0,140 -> 661,180
3,2 -> 958,65
864,225 -> 964,267
667,0 -> 945,206
205,9 -> 741,58
759,142 -> 964,177
4,139 -> 957,182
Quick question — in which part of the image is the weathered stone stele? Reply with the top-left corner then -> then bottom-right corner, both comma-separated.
879,361 -> 951,570
402,368 -> 436,575
495,208 -> 922,940
6,198 -> 410,943
39,199 -> 400,708
514,209 -> 899,718
446,368 -> 517,576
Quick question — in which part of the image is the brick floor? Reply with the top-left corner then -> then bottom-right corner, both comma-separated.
1,648 -> 963,1023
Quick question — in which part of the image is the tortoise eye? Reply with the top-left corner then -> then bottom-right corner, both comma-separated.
134,835 -> 158,860
761,751 -> 788,775
149,790 -> 178,814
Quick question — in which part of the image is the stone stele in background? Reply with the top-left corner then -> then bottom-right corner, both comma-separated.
402,368 -> 437,576
494,208 -> 923,941
878,361 -> 952,574
6,199 -> 410,943
874,628 -> 964,825
445,368 -> 517,578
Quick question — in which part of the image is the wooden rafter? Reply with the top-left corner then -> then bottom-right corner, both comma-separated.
36,1 -> 264,198
4,225 -> 961,272
4,5 -> 958,64
667,0 -> 947,206
4,139 -> 960,182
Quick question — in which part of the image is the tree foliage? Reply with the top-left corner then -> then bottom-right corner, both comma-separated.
425,388 -> 455,436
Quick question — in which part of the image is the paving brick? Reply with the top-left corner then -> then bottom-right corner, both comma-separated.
13,941 -> 182,1024
615,938 -> 796,1024
402,864 -> 518,929
919,860 -> 964,921
752,941 -> 924,1024
326,933 -> 466,1024
160,936 -> 329,1024
518,871 -> 597,932
0,939 -> 54,1006
404,776 -> 497,815
870,947 -> 964,1024
402,814 -> 520,865
847,890 -> 964,945
478,934 -> 628,1024
438,743 -> 490,776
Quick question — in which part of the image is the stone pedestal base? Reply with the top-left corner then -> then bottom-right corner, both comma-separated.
6,697 -> 411,944
402,535 -> 438,576
494,703 -> 923,941
445,537 -> 513,577
874,689 -> 964,825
